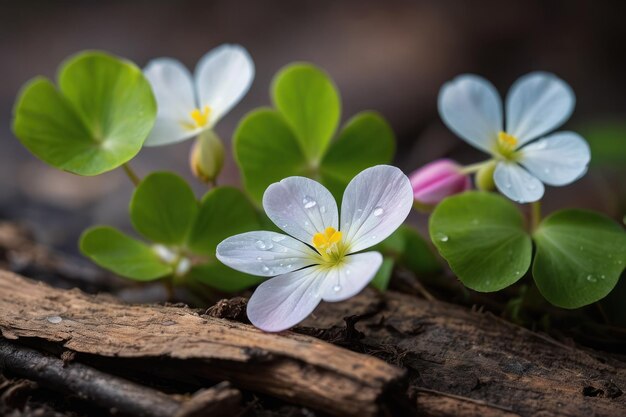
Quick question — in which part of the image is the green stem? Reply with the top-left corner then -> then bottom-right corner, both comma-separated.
122,163 -> 141,187
530,201 -> 542,232
164,277 -> 175,302
459,160 -> 492,175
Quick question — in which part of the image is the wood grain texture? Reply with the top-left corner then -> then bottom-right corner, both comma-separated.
299,289 -> 626,417
0,271 -> 406,417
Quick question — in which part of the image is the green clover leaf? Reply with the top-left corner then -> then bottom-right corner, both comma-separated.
187,187 -> 261,256
532,209 -> 626,308
429,192 -> 532,292
272,63 -> 340,160
80,226 -> 172,281
234,109 -> 308,202
235,63 -> 395,203
81,172 -> 261,292
130,172 -> 199,246
13,51 -> 156,176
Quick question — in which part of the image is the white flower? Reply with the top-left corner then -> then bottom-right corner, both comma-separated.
143,44 -> 254,146
438,72 -> 591,203
216,165 -> 413,332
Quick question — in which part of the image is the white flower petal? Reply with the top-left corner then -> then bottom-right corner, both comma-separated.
519,132 -> 590,186
247,266 -> 326,332
340,165 -> 413,253
494,162 -> 545,203
438,74 -> 503,153
216,231 -> 318,277
195,44 -> 255,126
263,177 -> 339,245
321,252 -> 383,302
143,58 -> 198,146
505,72 -> 575,145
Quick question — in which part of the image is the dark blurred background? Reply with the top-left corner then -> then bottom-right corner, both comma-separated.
0,0 -> 624,252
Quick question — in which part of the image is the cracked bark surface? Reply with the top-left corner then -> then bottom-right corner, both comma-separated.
0,269 -> 624,416
0,271 -> 406,417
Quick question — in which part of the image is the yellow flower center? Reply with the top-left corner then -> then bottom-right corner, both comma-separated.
312,227 -> 345,264
184,106 -> 212,130
496,131 -> 519,160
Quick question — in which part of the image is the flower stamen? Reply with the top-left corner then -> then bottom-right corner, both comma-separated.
312,227 -> 344,262
496,131 -> 519,160
184,105 -> 212,130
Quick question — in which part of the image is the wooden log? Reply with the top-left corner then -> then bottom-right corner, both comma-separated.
0,271 -> 407,417
298,289 -> 626,417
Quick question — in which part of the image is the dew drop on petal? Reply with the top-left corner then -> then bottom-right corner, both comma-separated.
287,264 -> 292,269
527,183 -> 537,190
262,266 -> 270,273
272,235 -> 286,243
256,257 -> 262,261
333,285 -> 342,292
47,316 -> 62,324
373,206 -> 384,217
255,240 -> 267,250
302,196 -> 317,209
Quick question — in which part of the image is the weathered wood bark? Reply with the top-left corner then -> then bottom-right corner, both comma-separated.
1,270 -> 625,416
0,271 -> 407,417
297,289 -> 626,417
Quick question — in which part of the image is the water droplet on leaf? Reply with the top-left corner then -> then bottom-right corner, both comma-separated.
436,233 -> 449,242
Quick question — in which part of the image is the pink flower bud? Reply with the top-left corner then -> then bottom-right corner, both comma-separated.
409,159 -> 471,205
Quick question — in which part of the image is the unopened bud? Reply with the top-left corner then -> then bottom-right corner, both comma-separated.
476,160 -> 496,191
409,159 -> 471,207
190,130 -> 224,184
